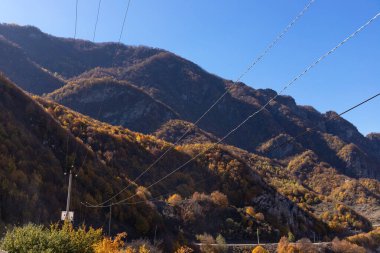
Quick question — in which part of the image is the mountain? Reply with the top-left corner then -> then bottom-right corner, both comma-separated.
46,40 -> 380,181
1,74 -> 339,246
0,23 -> 163,94
0,34 -> 64,94
0,24 -> 380,245
37,96 -> 333,239
47,77 -> 179,133
0,74 -> 136,230
37,94 -> 380,236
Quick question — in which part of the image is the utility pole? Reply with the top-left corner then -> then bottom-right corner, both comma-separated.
65,169 -> 73,221
61,167 -> 75,223
153,225 -> 158,246
108,204 -> 112,236
257,228 -> 260,245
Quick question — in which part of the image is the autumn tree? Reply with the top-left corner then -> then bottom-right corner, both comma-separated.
210,191 -> 228,207
252,245 -> 268,253
196,233 -> 216,253
246,206 -> 256,217
93,232 -> 127,253
167,193 -> 183,206
175,246 -> 194,253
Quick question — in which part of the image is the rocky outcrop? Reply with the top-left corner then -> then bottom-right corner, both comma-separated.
338,144 -> 379,179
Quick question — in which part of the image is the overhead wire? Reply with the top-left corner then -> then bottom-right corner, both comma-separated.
118,0 -> 132,43
85,11 -> 380,208
267,92 -> 380,154
74,0 -> 79,39
85,0 -> 316,207
64,0 -> 80,174
130,92 -> 380,206
79,0 -> 134,172
93,0 -> 102,42
78,0 -> 105,171
71,0 -> 132,174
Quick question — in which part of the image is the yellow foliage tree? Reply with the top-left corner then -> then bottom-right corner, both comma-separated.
252,245 -> 269,253
246,206 -> 256,217
138,245 -> 150,253
175,246 -> 194,253
125,247 -> 136,253
167,193 -> 183,206
210,191 -> 228,207
93,232 -> 127,253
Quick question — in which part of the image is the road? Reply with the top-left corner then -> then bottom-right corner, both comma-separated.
194,242 -> 330,247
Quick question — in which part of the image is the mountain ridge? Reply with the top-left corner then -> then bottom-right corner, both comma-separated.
0,23 -> 378,182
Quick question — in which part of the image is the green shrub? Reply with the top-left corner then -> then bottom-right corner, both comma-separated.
1,222 -> 102,253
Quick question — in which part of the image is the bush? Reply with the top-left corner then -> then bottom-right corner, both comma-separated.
196,233 -> 215,253
295,238 -> 317,253
210,191 -> 228,207
126,239 -> 161,253
215,234 -> 227,253
331,237 -> 366,253
93,232 -> 127,253
277,237 -> 297,253
1,222 -> 102,253
251,245 -> 268,253
287,232 -> 295,242
277,237 -> 317,253
175,246 -> 194,253
245,206 -> 255,217
167,194 -> 183,206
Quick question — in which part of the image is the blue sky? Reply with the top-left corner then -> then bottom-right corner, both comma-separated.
1,0 -> 379,135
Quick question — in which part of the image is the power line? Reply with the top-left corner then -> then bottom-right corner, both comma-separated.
77,0 -> 134,174
93,0 -> 102,42
135,92 -> 380,206
83,170 -> 222,207
88,11 -> 380,208
78,0 -> 105,170
62,0 -> 81,222
74,0 -> 79,39
85,0 -> 315,208
89,90 -> 380,208
118,0 -> 132,43
267,92 -> 380,154
64,0 -> 80,174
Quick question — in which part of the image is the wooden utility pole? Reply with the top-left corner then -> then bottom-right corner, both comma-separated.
257,228 -> 260,245
108,204 -> 112,236
153,225 -> 158,246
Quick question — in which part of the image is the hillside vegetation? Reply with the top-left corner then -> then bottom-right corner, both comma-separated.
0,24 -> 379,251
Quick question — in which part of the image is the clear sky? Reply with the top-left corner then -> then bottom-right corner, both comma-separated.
1,0 -> 379,135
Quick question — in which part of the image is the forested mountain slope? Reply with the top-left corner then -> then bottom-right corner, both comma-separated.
0,74 -> 335,246
0,24 -> 378,183
0,24 -> 380,246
